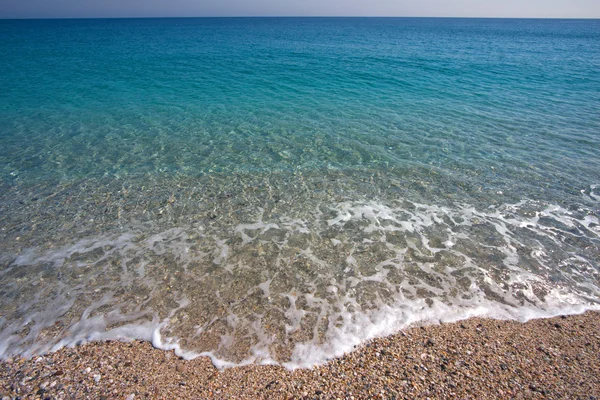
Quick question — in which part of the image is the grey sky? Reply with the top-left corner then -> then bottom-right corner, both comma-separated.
1,0 -> 600,19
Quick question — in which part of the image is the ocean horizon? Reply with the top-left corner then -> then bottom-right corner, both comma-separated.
3,16 -> 600,20
0,17 -> 599,368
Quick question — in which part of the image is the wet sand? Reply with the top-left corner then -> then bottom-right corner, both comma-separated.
1,311 -> 599,399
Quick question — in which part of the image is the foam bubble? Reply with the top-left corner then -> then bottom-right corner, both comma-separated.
284,298 -> 599,369
1,195 -> 599,368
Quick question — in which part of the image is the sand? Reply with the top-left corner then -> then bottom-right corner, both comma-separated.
1,311 -> 599,399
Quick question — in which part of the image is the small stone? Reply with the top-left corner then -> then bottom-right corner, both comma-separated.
176,363 -> 186,373
126,395 -> 135,400
426,338 -> 435,347
94,374 -> 101,383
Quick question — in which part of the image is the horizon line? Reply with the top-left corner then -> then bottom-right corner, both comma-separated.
2,15 -> 600,21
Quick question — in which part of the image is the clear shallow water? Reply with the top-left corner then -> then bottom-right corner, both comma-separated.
0,17 -> 599,367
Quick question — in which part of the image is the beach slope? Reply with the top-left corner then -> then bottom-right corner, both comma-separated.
1,311 -> 599,399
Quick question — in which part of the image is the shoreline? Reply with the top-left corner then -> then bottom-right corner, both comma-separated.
1,311 -> 599,399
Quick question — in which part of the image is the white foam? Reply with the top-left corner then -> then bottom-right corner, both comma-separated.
212,239 -> 230,266
235,208 -> 280,245
13,233 -> 136,268
586,184 -> 600,201
283,295 -> 599,369
2,195 -> 600,370
258,278 -> 272,298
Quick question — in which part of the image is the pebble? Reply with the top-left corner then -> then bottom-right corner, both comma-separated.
176,363 -> 186,373
0,313 -> 598,399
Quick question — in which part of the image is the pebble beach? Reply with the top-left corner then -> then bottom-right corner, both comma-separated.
1,311 -> 599,399
2,18 -> 600,400
2,20 -> 600,400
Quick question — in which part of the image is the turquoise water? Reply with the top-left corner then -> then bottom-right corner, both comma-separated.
1,18 -> 599,367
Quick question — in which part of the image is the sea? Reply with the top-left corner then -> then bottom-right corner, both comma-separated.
0,17 -> 599,368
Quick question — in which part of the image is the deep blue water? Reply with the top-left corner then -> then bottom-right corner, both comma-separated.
0,18 -> 599,366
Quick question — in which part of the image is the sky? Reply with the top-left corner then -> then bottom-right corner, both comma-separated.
1,0 -> 600,19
